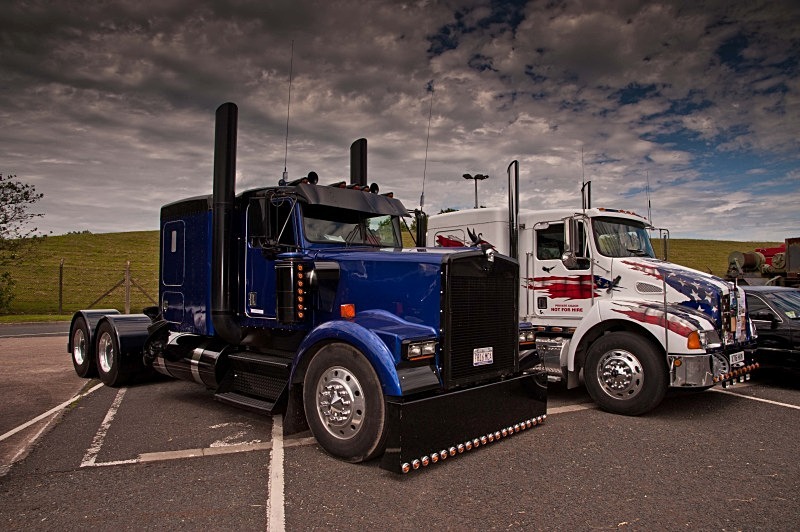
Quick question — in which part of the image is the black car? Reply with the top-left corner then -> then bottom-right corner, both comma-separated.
742,285 -> 800,370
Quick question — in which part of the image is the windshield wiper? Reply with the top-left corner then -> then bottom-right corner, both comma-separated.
626,248 -> 648,256
344,224 -> 363,246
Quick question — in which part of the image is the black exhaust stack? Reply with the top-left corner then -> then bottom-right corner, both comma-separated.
211,102 -> 244,345
350,138 -> 367,187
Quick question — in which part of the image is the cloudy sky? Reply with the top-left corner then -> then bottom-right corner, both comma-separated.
2,0 -> 799,240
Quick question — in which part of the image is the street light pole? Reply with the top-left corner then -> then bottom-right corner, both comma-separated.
462,173 -> 489,208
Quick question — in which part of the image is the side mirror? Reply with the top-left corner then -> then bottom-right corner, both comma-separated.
561,251 -> 578,269
562,216 -> 584,269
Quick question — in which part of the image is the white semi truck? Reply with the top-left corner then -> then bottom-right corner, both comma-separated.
425,162 -> 758,415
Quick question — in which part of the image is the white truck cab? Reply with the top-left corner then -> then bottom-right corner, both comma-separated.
427,169 -> 757,415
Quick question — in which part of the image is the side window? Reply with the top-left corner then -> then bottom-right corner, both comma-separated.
536,221 -> 589,269
745,294 -> 771,318
273,200 -> 296,247
247,197 -> 296,249
536,223 -> 564,260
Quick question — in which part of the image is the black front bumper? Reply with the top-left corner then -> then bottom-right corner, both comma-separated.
380,371 -> 547,473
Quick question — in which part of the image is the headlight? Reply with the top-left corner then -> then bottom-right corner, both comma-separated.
689,329 -> 721,350
519,324 -> 535,345
404,339 -> 437,360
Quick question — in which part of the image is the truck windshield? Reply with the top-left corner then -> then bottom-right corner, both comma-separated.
593,217 -> 655,258
301,204 -> 401,247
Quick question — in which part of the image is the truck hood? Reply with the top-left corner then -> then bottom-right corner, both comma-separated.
614,257 -> 748,342
309,246 -> 475,329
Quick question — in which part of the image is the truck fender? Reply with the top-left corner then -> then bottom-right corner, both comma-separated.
566,302 -> 605,373
291,319 -> 403,396
568,298 -> 714,372
68,309 -> 121,354
94,313 -> 153,361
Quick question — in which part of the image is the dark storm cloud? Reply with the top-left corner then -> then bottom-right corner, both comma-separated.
0,0 -> 798,239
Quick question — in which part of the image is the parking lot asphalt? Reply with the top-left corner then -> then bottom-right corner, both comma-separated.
1,335 -> 799,531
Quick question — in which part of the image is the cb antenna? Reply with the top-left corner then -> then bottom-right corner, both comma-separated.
646,169 -> 652,225
420,81 -> 434,210
282,40 -> 294,183
580,147 -> 591,211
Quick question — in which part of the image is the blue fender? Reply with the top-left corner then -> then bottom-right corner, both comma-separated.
292,317 -> 409,396
96,313 -> 152,360
68,309 -> 121,354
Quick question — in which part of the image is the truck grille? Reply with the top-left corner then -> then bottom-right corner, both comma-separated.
440,251 -> 519,388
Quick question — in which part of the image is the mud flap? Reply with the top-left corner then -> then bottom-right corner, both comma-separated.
380,371 -> 547,473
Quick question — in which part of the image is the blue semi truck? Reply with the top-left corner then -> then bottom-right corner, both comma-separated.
67,103 -> 546,473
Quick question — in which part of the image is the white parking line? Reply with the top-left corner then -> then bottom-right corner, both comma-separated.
81,387 -> 127,467
0,382 -> 104,442
267,415 -> 286,532
710,388 -> 800,410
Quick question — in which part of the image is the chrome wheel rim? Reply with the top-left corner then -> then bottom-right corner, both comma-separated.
98,332 -> 114,374
72,328 -> 86,366
315,366 -> 365,440
595,349 -> 644,400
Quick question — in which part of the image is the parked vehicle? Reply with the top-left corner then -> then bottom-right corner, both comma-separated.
727,237 -> 800,287
67,103 -> 546,474
424,162 -> 758,415
742,285 -> 800,370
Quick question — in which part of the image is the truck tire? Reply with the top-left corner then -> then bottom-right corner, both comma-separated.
71,317 -> 96,378
584,331 -> 667,416
95,321 -> 131,387
303,343 -> 387,463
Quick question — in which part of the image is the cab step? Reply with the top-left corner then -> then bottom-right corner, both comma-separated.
215,391 -> 281,415
214,351 -> 292,415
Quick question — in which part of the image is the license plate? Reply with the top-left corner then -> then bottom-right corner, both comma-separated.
729,351 -> 745,364
473,347 -> 494,366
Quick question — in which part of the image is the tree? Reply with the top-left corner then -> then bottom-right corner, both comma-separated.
0,174 -> 45,311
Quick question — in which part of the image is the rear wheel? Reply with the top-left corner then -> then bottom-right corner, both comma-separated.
95,321 -> 131,387
71,317 -> 96,378
584,331 -> 667,416
303,343 -> 387,462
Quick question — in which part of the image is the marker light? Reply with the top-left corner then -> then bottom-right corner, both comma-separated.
687,331 -> 702,350
340,304 -> 356,319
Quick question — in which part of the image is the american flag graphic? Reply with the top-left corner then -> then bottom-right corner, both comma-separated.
611,302 -> 704,338
621,260 -> 724,324
525,274 -> 614,300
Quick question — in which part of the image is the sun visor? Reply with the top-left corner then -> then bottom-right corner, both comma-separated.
294,183 -> 409,217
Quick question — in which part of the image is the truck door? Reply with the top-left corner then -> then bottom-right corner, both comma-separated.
531,219 -> 594,321
244,197 -> 297,320
161,220 -> 186,325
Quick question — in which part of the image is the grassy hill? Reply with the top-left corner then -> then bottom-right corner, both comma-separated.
1,229 -> 780,320
5,231 -> 160,319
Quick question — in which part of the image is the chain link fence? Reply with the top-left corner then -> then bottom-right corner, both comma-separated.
8,259 -> 159,316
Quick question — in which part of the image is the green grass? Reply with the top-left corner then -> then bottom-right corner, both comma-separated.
1,229 -> 781,322
4,231 -> 160,317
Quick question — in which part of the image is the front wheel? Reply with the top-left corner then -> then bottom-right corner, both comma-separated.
95,321 -> 131,387
303,343 -> 387,463
584,331 -> 667,416
71,317 -> 96,378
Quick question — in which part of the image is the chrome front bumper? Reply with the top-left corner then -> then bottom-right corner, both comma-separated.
668,344 -> 758,388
